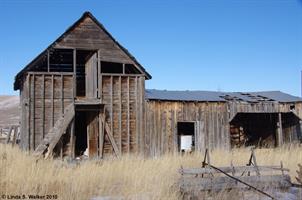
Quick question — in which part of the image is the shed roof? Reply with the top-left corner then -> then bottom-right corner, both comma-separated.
145,89 -> 302,103
14,11 -> 152,90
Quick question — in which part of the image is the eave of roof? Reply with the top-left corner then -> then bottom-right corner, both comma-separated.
145,89 -> 302,103
14,11 -> 152,90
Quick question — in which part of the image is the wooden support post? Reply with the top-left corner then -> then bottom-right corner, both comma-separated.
61,75 -> 64,114
277,112 -> 283,147
27,74 -> 31,151
42,74 -> 45,138
6,126 -> 13,144
73,49 -> 76,99
119,76 -> 122,154
122,63 -> 125,74
97,50 -> 101,99
31,74 -> 35,150
99,112 -> 104,158
110,76 -> 114,153
12,126 -> 18,146
70,119 -> 75,159
51,75 -> 54,127
251,148 -> 260,176
47,50 -> 50,72
127,77 -> 130,153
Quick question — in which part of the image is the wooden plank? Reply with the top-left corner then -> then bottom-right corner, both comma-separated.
135,77 -> 139,152
6,126 -> 13,143
27,74 -> 31,150
31,74 -> 35,150
99,112 -> 104,158
47,50 -> 50,72
127,77 -> 130,153
119,76 -> 122,154
110,76 -> 114,153
97,50 -> 101,99
73,49 -> 76,98
180,166 -> 289,175
70,119 -> 75,159
100,114 -> 120,158
61,75 -> 64,114
277,112 -> 283,146
181,175 -> 291,191
42,75 -> 45,138
51,75 -> 54,127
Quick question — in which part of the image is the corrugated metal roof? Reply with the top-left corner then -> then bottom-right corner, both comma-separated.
145,89 -> 302,103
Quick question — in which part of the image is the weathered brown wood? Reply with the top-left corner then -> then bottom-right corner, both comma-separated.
277,112 -> 283,146
31,74 -> 35,150
34,103 -> 75,158
180,166 -> 289,175
127,77 -> 130,153
73,49 -> 76,98
42,75 -> 45,138
6,126 -> 13,143
100,114 -> 120,158
118,76 -> 122,154
99,112 -> 104,158
70,119 -> 75,159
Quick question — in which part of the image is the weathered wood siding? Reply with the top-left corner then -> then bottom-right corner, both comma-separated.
145,101 -> 230,156
20,72 -> 74,151
101,75 -> 145,155
54,17 -> 134,64
228,102 -> 302,121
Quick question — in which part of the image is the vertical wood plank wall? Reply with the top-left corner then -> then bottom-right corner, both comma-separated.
20,73 -> 74,151
101,75 -> 145,155
145,101 -> 230,157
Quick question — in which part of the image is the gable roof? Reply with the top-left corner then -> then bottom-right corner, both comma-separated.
14,11 -> 152,90
146,89 -> 302,103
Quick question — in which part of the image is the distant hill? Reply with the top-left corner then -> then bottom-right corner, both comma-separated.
0,95 -> 20,127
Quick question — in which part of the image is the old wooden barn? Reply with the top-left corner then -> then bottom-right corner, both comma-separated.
14,12 -> 302,158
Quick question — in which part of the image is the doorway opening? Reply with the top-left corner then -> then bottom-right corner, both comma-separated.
74,111 -> 88,157
177,122 -> 195,152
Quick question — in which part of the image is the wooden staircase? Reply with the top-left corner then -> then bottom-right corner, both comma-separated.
33,103 -> 75,158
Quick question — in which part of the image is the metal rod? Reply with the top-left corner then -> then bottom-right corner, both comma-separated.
204,163 -> 275,200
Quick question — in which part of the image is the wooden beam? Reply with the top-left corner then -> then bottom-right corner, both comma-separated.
135,77 -> 138,152
51,75 -> 54,127
61,75 -> 64,114
119,76 -> 122,154
97,50 -> 101,99
127,77 -> 130,153
110,76 -> 114,153
47,50 -> 50,72
100,114 -> 120,158
42,74 -> 45,138
31,74 -> 35,150
6,126 -> 13,144
277,112 -> 283,147
70,119 -> 75,159
99,112 -> 104,158
73,49 -> 76,99
122,63 -> 125,74
27,74 -> 31,151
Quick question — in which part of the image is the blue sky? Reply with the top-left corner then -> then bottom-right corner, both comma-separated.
0,0 -> 301,96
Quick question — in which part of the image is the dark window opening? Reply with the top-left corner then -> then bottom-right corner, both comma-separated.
49,49 -> 74,72
101,61 -> 123,73
177,122 -> 195,152
76,50 -> 97,97
125,64 -> 141,74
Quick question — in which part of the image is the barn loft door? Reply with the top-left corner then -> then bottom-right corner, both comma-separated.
85,52 -> 98,98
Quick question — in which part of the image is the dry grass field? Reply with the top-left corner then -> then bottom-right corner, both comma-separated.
0,144 -> 301,200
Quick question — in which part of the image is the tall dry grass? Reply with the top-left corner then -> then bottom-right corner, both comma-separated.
0,144 -> 301,200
